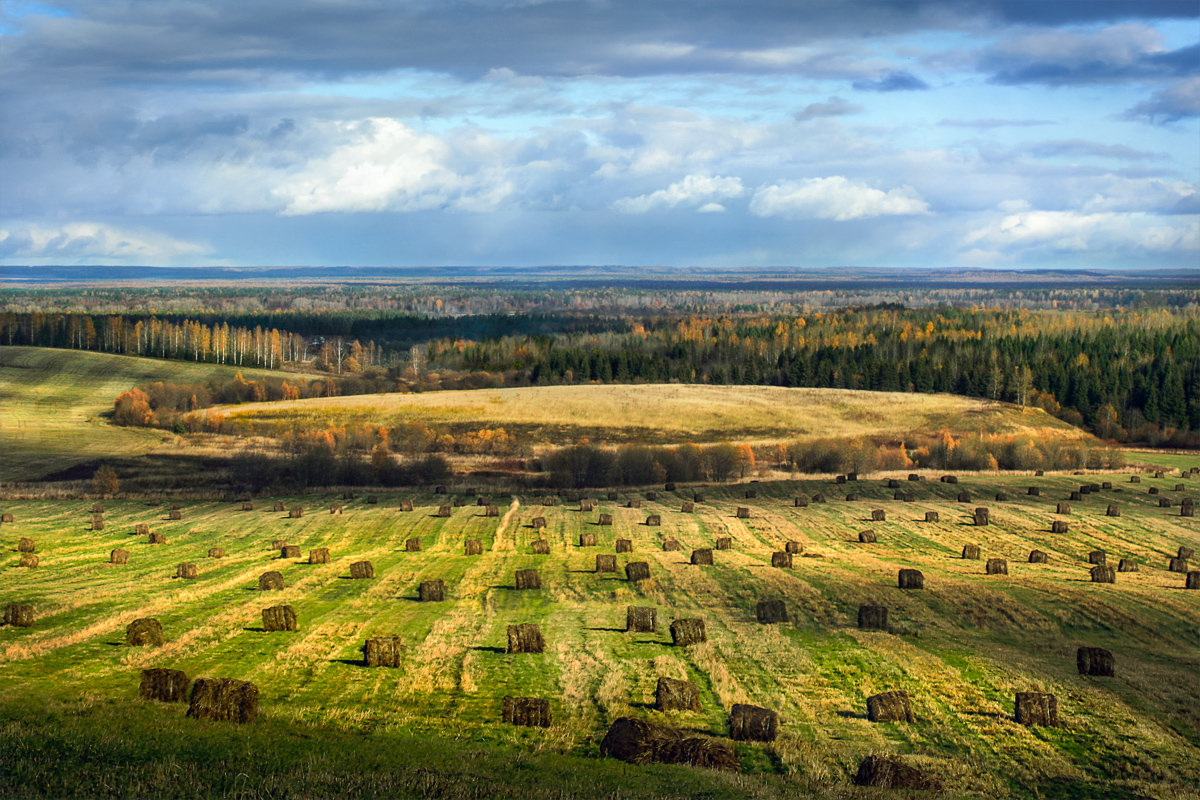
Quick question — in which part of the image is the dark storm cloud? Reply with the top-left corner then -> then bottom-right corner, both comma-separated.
851,71 -> 929,92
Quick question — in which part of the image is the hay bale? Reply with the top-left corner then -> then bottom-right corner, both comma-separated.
858,605 -> 888,630
626,499 -> 642,509
329,505 -> 343,515
690,548 -> 713,565
848,472 -> 858,481
615,538 -> 633,553
626,561 -> 651,581
1107,505 -> 1120,517
287,507 -> 303,519
271,538 -> 288,549
531,516 -> 546,529
272,502 -> 286,512
1070,491 -> 1082,501
502,696 -> 551,728
681,502 -> 694,513
135,522 -> 150,536
665,482 -> 676,491
986,558 -> 1008,575
995,492 -> 1008,501
262,605 -> 298,631
1130,475 -> 1140,483
0,512 -> 12,523
506,623 -> 544,653
1077,647 -> 1114,677
398,499 -> 413,512
349,561 -> 375,579
1117,558 -> 1138,572
307,547 -> 329,564
898,568 -> 924,589
942,475 -> 959,484
756,599 -> 788,624
515,568 -> 541,590
1168,557 -> 1189,573
867,691 -> 915,723
435,485 -> 448,494
957,492 -> 971,503
281,545 -> 301,559
1091,565 -> 1116,583
17,537 -> 36,553
869,509 -> 886,522
436,505 -> 452,518
18,553 -> 38,567
924,511 -> 940,523
858,529 -> 877,543
165,509 -> 182,521
453,497 -> 469,507
894,491 -> 914,502
812,492 -> 826,503
362,636 -> 405,667
1088,549 -> 1106,565
845,493 -> 859,501
580,500 -> 595,512
645,514 -> 662,526
92,515 -> 105,531
836,475 -> 846,484
110,548 -> 129,564
1102,481 -> 1112,489
962,544 -> 980,560
595,554 -> 617,573
1014,692 -> 1058,727
139,668 -> 189,702
186,678 -> 258,724
785,540 -> 803,554
1056,502 -> 1071,515
1051,521 -> 1069,534
908,473 -> 921,482
3,604 -> 33,627
175,563 -> 197,579
418,579 -> 445,602
258,571 -> 284,590
887,479 -> 901,489
599,717 -> 738,771
693,493 -> 706,503
464,539 -> 483,555
974,507 -> 989,526
1028,550 -> 1048,563
531,539 -> 550,554
744,489 -> 757,498
597,513 -> 613,526
854,755 -> 941,791
482,505 -> 499,517
1177,484 -> 1187,492
662,538 -> 681,551
729,703 -> 778,741
1158,497 -> 1172,507
1035,470 -> 1045,476
477,496 -> 491,507
793,496 -> 808,507
771,551 -> 793,568
405,538 -> 422,552
241,502 -> 254,511
1028,486 -> 1041,496
736,507 -> 750,519
715,537 -> 732,550
579,532 -> 597,547
1187,571 -> 1200,589
626,605 -> 657,632
670,618 -> 706,647
655,677 -> 701,712
126,618 -> 164,647
1183,503 -> 1195,517
1178,546 -> 1195,560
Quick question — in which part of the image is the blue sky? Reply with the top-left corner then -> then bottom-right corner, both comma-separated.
0,1 -> 1197,269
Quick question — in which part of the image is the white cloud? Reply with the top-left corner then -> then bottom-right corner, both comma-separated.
0,222 -> 208,264
613,174 -> 744,214
697,202 -> 726,213
964,210 -> 1199,253
749,176 -> 929,220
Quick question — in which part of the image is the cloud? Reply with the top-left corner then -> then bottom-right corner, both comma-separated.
750,176 -> 929,220
852,71 -> 929,92
613,174 -> 745,214
0,221 -> 208,263
964,209 -> 1199,252
1122,76 -> 1200,122
794,96 -> 863,122
938,118 -> 1052,129
1026,139 -> 1163,161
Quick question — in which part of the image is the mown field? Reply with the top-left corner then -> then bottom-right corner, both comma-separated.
2,471 -> 1198,799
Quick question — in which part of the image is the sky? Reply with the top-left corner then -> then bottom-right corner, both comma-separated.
0,0 -> 1197,270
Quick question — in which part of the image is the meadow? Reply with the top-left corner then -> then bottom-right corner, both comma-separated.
2,470 -> 1197,798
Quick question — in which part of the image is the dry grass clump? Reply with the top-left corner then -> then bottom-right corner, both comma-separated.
502,696 -> 551,728
1014,692 -> 1058,727
258,571 -> 284,590
4,604 -> 33,627
515,568 -> 541,590
349,561 -> 375,579
262,605 -> 298,632
418,580 -> 445,602
654,677 -> 701,712
670,618 -> 706,647
756,599 -> 788,624
615,538 -> 632,553
595,554 -> 617,573
600,717 -> 738,771
139,668 -> 189,702
506,623 -> 545,653
186,678 -> 258,724
626,606 -> 657,632
363,636 -> 404,667
867,691 -> 915,723
126,617 -> 164,647
729,703 -> 778,741
626,561 -> 651,581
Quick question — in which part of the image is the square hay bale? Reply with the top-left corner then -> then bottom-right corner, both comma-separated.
1186,571 -> 1200,589
729,703 -> 777,741
867,691 -> 915,723
756,599 -> 788,624
17,537 -> 36,553
655,677 -> 702,712
871,509 -> 886,521
1077,647 -> 1114,677
1177,483 -> 1187,492
771,551 -> 793,568
645,514 -> 662,526
1051,521 -> 1069,534
281,545 -> 301,559
241,502 -> 254,511
531,539 -> 551,554
436,505 -> 452,518
858,605 -> 888,630
995,492 -> 1008,501
626,605 -> 657,632
262,605 -> 298,632
1088,549 -> 1106,564
506,623 -> 545,653
627,499 -> 642,509
626,561 -> 651,581
18,553 -> 39,567
898,568 -> 924,589
1179,546 -> 1195,560
793,496 -> 808,507
662,538 -> 681,551
502,695 -> 551,728
1168,557 -> 1189,573
962,545 -> 980,560
615,538 -> 633,553
736,507 -> 751,519
715,537 -> 732,550
307,547 -> 329,564
1029,550 -> 1048,563
272,502 -> 286,512
579,532 -> 598,547
349,561 -> 375,579
1028,486 -> 1041,496
1014,692 -> 1058,727
515,568 -> 541,590
858,529 -> 877,543
848,472 -> 858,481
596,554 -> 617,573
126,618 -> 164,647
362,636 -> 405,667
693,493 -> 705,503
405,538 -> 422,552
287,508 -> 303,519
92,515 -> 105,531
531,516 -> 547,528
599,717 -> 738,771
149,531 -> 167,544
110,548 -> 130,564
785,540 -> 803,554
670,618 -> 706,647
690,548 -> 713,565
464,539 -> 483,555
1158,497 -> 1173,508
986,558 -> 1008,575
1117,558 -> 1138,572
681,502 -> 694,513
140,668 -> 189,702
4,604 -> 33,627
957,492 -> 971,503
187,678 -> 258,724
597,513 -> 614,526
974,508 -> 989,526
258,571 -> 284,590
484,505 -> 500,517
854,756 -> 941,791
1107,505 -> 1121,517
175,563 -> 197,579
136,523 -> 150,536
580,500 -> 596,512
924,511 -> 940,523
418,579 -> 445,602
1091,565 -> 1116,583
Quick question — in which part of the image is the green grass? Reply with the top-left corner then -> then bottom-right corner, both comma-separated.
1,472 -> 1197,798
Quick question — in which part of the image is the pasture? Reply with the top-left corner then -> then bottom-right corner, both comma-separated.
2,470 -> 1197,798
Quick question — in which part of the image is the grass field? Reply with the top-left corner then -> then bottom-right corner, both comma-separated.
2,471 -> 1197,798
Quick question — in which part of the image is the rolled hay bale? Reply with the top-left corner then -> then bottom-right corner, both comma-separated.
110,548 -> 130,564
785,540 -> 803,554
924,511 -> 940,523
986,558 -> 1008,575
166,509 -> 182,521
482,505 -> 499,517
580,500 -> 596,512
665,482 -> 677,491
262,604 -> 298,632
626,499 -> 642,509
662,538 -> 682,551
962,544 -> 981,560
287,507 -> 303,519
531,539 -> 551,554
995,492 -> 1008,502
1149,488 -> 1160,496
258,571 -> 284,590
3,604 -> 33,627
867,690 -> 915,723
811,492 -> 826,503
597,513 -> 614,526
175,563 -> 197,579
693,493 -> 706,503
1070,491 -> 1083,501
729,703 -> 778,742
418,579 -> 445,602
91,515 -> 105,531
1029,550 -> 1048,563
1088,549 -> 1106,565
18,553 -> 39,568
135,523 -> 150,536
453,497 -> 470,508
515,568 -> 541,590
626,605 -> 657,632
1183,502 -> 1195,518
464,539 -> 483,556
1179,546 -> 1195,560
1014,691 -> 1058,727
681,501 -> 694,513
615,538 -> 633,553
715,537 -> 732,550
186,678 -> 258,724
836,475 -> 846,484
756,599 -> 788,624
944,475 -> 960,484
1187,571 -> 1200,589
1102,481 -> 1113,489
974,507 -> 989,526
139,668 -> 189,703
898,568 -> 924,589
506,622 -> 545,654
793,496 -> 808,507
848,472 -> 859,481
1155,471 -> 1165,479
241,502 -> 254,511
655,677 -> 702,711
1035,470 -> 1045,476
599,717 -> 738,771
477,496 -> 492,507
868,509 -> 886,522
690,548 -> 714,566
1028,486 -> 1041,496
307,547 -> 329,564
1117,558 -> 1139,572
1077,647 -> 1114,677
905,473 -> 921,482
126,618 -> 164,647
771,551 -> 793,568
1107,505 -> 1121,517
626,561 -> 651,581
957,492 -> 972,503
280,545 -> 301,559
645,514 -> 662,527
854,755 -> 941,791
1056,502 -> 1071,515
436,505 -> 452,518
435,485 -> 448,494
894,491 -> 913,502
1130,475 -> 1141,483
595,554 -> 617,573
398,499 -> 413,512
405,538 -> 422,552
744,489 -> 757,498
670,618 -> 706,647
1177,484 -> 1187,492
148,531 -> 168,545
349,560 -> 375,579
1091,565 -> 1116,583
845,493 -> 859,502
858,605 -> 888,631
858,529 -> 877,543
1168,557 -> 1189,573
531,516 -> 547,529
271,538 -> 288,550
17,537 -> 36,553
736,507 -> 751,519
579,532 -> 598,547
0,512 -> 12,523
272,502 -> 286,512
1051,521 -> 1069,534
362,636 -> 405,667
329,505 -> 343,515
502,696 -> 552,728
90,502 -> 105,514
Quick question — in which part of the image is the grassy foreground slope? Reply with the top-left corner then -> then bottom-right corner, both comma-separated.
220,383 -> 1086,446
0,347 -> 286,482
2,473 -> 1197,799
